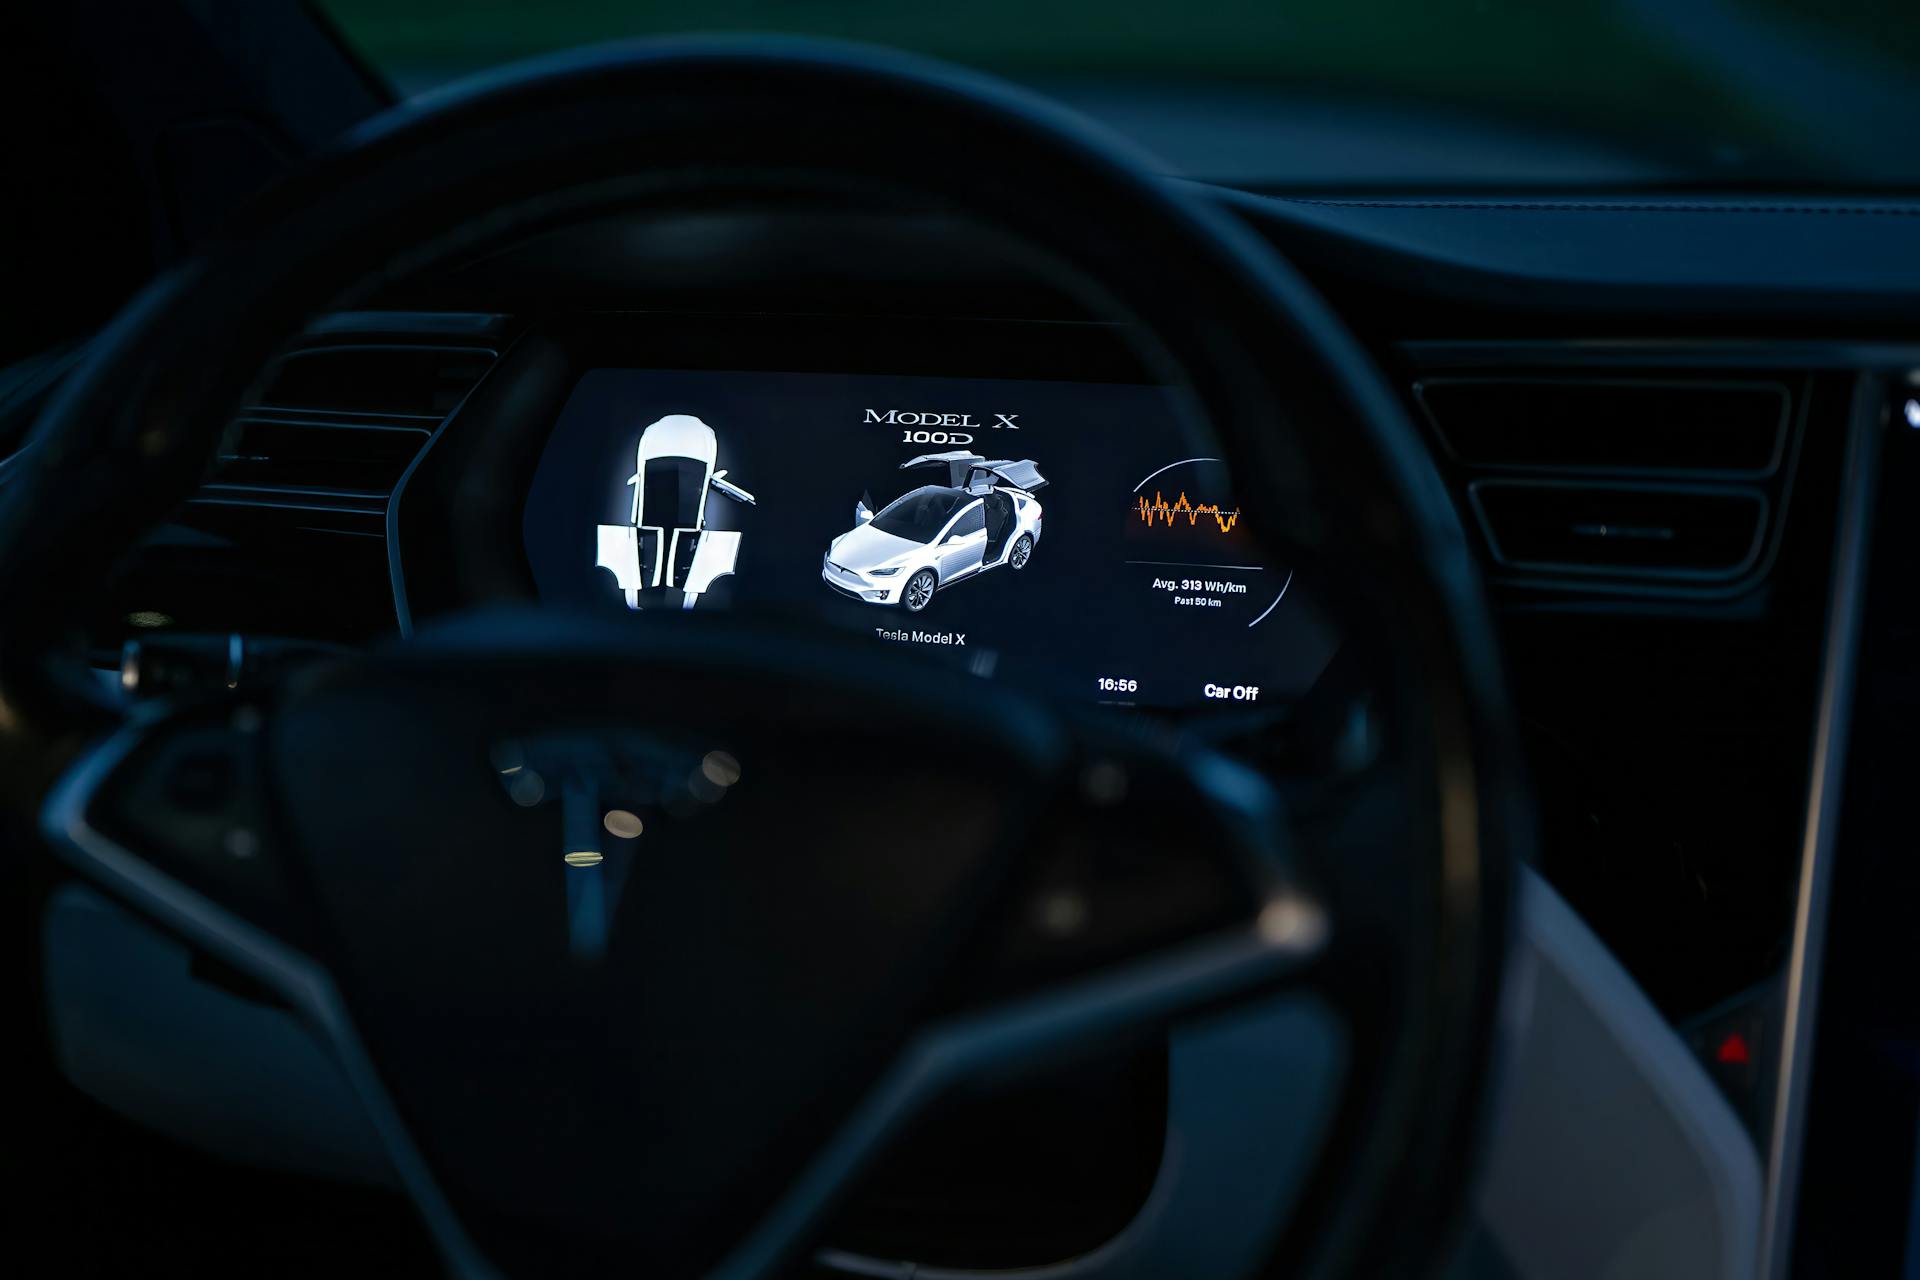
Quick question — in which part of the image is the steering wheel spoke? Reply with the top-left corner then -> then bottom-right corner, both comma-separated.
46,700 -> 315,948
725,919 -> 1328,1279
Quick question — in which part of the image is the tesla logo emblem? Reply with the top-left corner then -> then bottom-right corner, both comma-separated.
490,732 -> 743,960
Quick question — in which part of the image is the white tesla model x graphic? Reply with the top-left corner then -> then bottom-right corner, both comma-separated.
595,414 -> 755,610
822,451 -> 1046,613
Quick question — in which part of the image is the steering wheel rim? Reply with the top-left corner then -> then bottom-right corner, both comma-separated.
3,38 -> 1524,1279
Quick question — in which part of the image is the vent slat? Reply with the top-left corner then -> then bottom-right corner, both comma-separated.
193,484 -> 389,516
244,407 -> 445,426
216,416 -> 433,493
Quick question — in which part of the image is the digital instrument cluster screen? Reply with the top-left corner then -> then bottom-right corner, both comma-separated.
523,369 -> 1337,709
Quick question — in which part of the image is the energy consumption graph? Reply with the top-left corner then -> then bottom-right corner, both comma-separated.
1124,457 -> 1290,628
1133,488 -> 1243,534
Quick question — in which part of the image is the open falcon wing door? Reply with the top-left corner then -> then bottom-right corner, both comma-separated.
900,451 -> 988,488
966,459 -> 1048,495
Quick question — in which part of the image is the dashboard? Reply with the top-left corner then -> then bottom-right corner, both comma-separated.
396,313 -> 1337,712
47,174 -> 1920,1278
12,5 -> 1920,1270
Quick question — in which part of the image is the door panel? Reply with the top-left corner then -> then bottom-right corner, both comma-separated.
939,530 -> 987,580
938,503 -> 989,580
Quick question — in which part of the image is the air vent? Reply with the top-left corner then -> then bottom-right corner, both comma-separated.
1469,480 -> 1766,580
1416,378 -> 1789,476
202,343 -> 497,509
100,314 -> 505,646
1409,369 -> 1803,595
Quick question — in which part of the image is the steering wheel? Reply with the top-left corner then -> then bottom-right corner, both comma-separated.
0,41 -> 1523,1279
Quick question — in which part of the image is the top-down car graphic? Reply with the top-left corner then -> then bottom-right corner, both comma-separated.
595,413 -> 755,610
822,451 -> 1046,612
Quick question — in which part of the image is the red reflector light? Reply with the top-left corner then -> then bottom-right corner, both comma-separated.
1716,1032 -> 1752,1066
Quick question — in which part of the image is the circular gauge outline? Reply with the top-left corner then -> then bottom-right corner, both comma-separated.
1129,457 -> 1291,628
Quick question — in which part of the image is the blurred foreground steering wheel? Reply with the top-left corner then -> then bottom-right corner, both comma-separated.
0,40 -> 1524,1280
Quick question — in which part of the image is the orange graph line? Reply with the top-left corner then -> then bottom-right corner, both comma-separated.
1134,490 -> 1242,534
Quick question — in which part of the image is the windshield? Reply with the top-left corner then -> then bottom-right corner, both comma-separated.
871,487 -> 964,543
319,1 -> 1920,189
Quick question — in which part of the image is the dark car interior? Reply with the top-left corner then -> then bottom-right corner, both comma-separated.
4,3 -> 1917,1277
